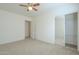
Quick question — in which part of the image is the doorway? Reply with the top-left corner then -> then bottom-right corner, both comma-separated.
25,21 -> 31,39
65,12 -> 78,49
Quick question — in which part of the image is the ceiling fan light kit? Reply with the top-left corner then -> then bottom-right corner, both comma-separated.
28,6 -> 32,11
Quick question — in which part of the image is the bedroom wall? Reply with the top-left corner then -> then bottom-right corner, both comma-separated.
31,4 -> 79,46
0,9 -> 31,44
55,16 -> 65,46
31,13 -> 55,44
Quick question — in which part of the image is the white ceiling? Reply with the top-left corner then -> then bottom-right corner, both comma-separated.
0,3 -> 79,17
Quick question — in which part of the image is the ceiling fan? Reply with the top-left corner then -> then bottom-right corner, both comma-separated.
19,3 -> 40,11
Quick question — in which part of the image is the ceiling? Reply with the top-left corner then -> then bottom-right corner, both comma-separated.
0,3 -> 79,17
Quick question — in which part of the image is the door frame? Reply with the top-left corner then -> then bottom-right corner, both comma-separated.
25,20 -> 31,39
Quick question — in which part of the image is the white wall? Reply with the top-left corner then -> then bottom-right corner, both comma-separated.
55,16 -> 65,46
65,13 -> 77,45
31,4 -> 79,51
0,9 -> 31,44
31,11 -> 73,46
31,13 -> 55,44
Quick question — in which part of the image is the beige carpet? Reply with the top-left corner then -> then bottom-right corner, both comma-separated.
0,38 -> 79,55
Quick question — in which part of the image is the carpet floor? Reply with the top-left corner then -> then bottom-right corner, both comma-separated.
0,39 -> 79,55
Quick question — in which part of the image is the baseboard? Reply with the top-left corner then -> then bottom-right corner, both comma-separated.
34,38 -> 55,44
0,39 -> 25,45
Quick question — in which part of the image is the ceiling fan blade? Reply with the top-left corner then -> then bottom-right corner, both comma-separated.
33,3 -> 40,6
19,4 -> 27,7
32,7 -> 38,11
